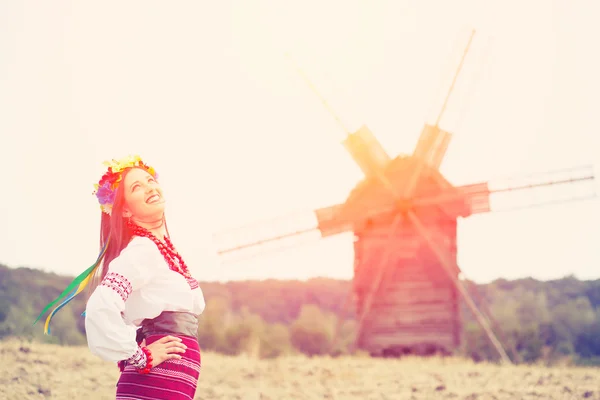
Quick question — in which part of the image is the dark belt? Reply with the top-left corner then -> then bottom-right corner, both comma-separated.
138,311 -> 199,340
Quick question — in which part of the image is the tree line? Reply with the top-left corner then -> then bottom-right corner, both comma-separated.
1,264 -> 599,365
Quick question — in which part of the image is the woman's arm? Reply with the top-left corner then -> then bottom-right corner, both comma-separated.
84,240 -> 154,368
85,273 -> 146,367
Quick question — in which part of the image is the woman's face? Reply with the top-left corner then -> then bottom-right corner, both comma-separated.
122,167 -> 165,221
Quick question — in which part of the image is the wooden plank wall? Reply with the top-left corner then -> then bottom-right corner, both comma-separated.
352,217 -> 461,355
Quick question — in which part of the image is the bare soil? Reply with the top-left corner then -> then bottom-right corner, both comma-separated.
1,339 -> 599,399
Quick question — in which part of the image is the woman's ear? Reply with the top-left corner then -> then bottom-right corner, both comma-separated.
122,209 -> 132,218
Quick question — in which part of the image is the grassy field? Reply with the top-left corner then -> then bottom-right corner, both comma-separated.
1,338 -> 599,400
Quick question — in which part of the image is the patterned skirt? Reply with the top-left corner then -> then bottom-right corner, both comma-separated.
115,334 -> 201,400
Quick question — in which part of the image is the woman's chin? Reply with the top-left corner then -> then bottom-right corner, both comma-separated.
142,202 -> 166,218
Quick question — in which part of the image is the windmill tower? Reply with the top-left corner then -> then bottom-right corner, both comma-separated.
211,31 -> 596,363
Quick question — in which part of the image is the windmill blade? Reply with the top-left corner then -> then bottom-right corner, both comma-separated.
412,164 -> 596,217
432,29 -> 477,129
412,124 -> 453,169
404,30 -> 477,197
405,211 -> 513,364
284,52 -> 350,139
483,164 -> 596,213
342,125 -> 392,179
285,52 -> 392,179
427,129 -> 453,170
212,203 -> 351,264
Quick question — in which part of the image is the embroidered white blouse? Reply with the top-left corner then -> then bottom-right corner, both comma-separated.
84,236 -> 206,367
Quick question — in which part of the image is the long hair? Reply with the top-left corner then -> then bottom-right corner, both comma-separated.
86,166 -> 169,296
87,168 -> 135,297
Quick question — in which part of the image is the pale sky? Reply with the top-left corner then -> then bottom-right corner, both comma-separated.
1,0 -> 599,284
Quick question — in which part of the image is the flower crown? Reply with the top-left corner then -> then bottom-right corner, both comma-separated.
93,155 -> 158,215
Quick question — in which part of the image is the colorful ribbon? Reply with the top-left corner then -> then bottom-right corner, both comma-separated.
34,238 -> 109,335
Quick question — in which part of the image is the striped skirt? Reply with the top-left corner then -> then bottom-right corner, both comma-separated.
116,334 -> 201,400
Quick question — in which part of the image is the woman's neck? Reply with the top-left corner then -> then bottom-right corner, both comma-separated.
132,216 -> 166,240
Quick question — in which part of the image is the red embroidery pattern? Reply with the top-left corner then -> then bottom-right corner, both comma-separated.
100,272 -> 133,302
186,276 -> 199,290
126,346 -> 147,369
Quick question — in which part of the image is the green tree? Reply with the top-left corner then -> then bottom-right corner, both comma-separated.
259,322 -> 292,358
289,304 -> 334,356
197,296 -> 230,351
221,307 -> 265,356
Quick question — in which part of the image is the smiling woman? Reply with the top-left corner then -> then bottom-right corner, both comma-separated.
34,155 -> 206,400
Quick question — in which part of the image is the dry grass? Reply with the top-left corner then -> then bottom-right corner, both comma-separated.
1,338 -> 599,400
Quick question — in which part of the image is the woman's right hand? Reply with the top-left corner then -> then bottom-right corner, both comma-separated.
145,335 -> 187,367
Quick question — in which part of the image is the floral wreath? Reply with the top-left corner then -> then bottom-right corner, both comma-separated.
92,154 -> 158,215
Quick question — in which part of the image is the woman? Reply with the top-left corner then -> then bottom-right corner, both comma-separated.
35,155 -> 206,399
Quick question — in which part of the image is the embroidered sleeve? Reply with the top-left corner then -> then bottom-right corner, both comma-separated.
100,272 -> 133,302
126,346 -> 147,369
84,238 -> 157,363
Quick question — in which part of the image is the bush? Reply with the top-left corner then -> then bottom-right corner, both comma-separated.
289,304 -> 335,356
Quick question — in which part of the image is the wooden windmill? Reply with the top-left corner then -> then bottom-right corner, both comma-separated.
211,31 -> 596,363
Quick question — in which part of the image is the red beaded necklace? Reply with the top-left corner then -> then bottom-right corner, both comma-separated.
127,220 -> 192,279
